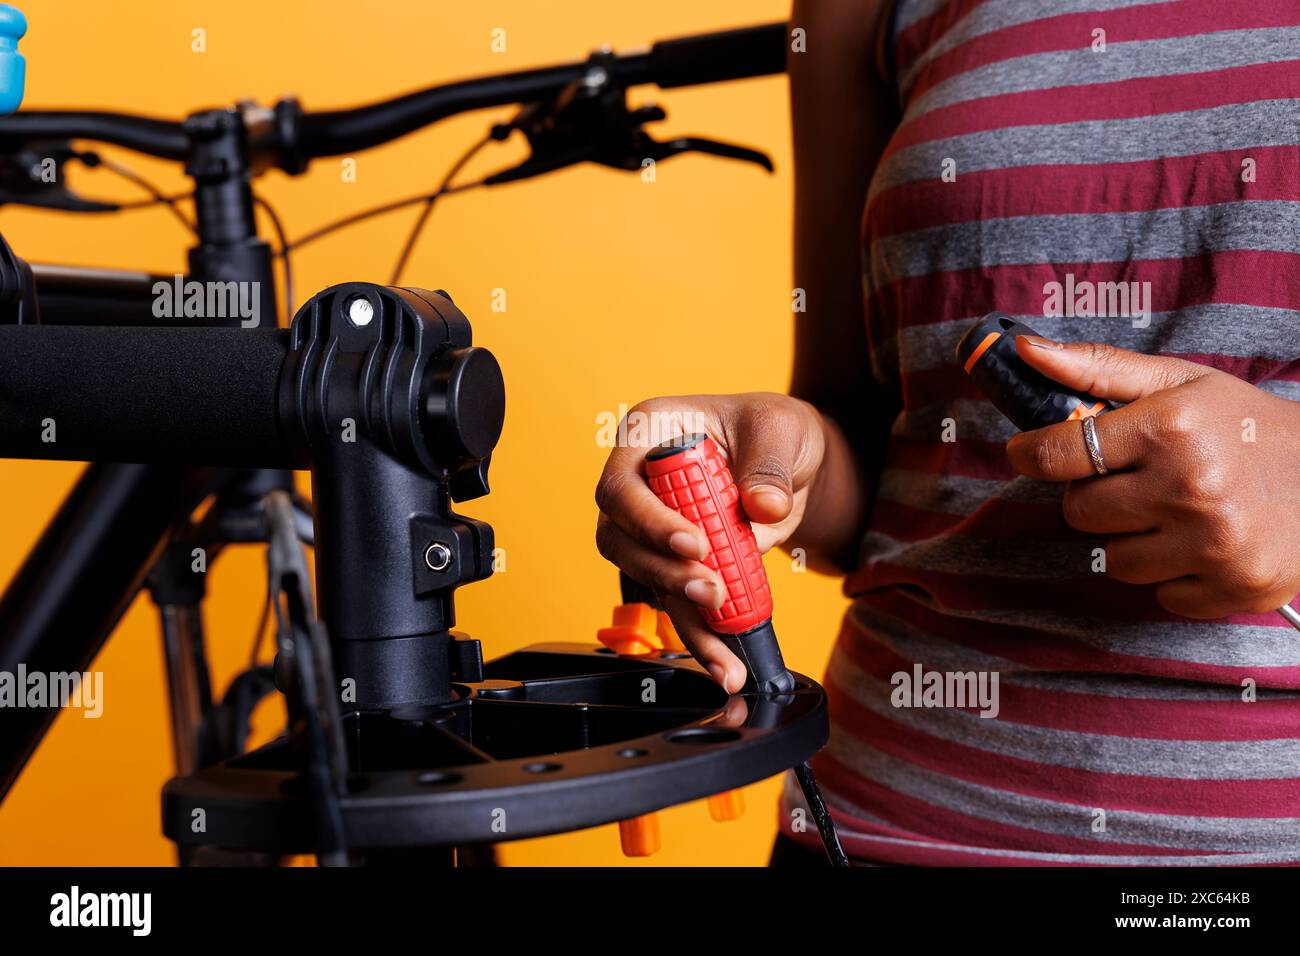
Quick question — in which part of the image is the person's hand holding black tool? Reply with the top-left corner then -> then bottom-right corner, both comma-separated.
1010,335 -> 1300,622
959,315 -> 1300,625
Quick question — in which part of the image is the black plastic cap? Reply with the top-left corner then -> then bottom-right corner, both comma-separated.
956,312 -> 1112,432
646,432 -> 708,461
719,620 -> 796,695
954,311 -> 1016,369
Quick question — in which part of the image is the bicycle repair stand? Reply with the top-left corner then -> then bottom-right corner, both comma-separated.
0,253 -> 843,865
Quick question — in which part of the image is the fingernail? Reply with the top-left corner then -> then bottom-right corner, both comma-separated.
1019,334 -> 1063,350
685,579 -> 723,608
747,484 -> 789,509
707,663 -> 730,690
669,531 -> 705,560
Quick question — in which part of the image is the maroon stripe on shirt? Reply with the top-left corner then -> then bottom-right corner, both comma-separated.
884,436 -> 1034,482
869,251 -> 1300,334
825,680 -> 1300,816
840,589 -> 1300,684
1167,353 -> 1300,382
856,560 -> 1184,622
883,61 -> 1300,165
905,0 -> 1300,103
868,495 -> 1071,542
807,752 -> 1245,862
894,367 -> 1001,413
778,773 -> 1078,867
871,144 -> 1300,239
834,628 -> 1300,741
893,0 -> 992,74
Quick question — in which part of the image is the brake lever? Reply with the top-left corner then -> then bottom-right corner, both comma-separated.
481,140 -> 591,186
480,53 -> 774,188
483,112 -> 774,185
640,135 -> 773,172
0,140 -> 119,212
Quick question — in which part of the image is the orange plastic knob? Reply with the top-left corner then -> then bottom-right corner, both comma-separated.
618,814 -> 661,857
597,603 -> 661,656
708,790 -> 745,821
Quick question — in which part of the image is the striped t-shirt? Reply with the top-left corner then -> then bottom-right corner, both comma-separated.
782,0 -> 1300,864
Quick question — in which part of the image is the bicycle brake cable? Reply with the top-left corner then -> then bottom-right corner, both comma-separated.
253,193 -> 293,318
84,151 -> 197,234
389,132 -> 494,284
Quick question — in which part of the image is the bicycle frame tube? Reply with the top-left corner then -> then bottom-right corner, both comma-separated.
0,462 -> 223,798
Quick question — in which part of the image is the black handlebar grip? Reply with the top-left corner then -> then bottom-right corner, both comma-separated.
0,325 -> 293,467
649,23 -> 788,89
955,313 -> 1112,431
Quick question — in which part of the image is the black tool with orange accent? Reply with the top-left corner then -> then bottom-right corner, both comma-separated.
956,313 -> 1112,430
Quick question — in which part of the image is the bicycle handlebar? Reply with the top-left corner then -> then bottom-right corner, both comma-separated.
295,60 -> 590,160
0,23 -> 786,166
0,108 -> 188,159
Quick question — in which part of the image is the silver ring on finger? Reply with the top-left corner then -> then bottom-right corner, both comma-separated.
1081,414 -> 1108,476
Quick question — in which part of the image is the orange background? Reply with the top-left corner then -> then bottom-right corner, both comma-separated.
0,0 -> 850,866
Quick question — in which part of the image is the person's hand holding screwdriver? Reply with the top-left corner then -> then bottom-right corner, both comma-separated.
1006,337 -> 1300,620
594,392 -> 863,692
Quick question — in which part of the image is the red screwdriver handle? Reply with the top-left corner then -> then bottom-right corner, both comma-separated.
645,433 -> 773,632
644,433 -> 793,693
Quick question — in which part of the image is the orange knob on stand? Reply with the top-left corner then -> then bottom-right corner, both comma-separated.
707,789 -> 745,822
598,603 -> 665,858
596,603 -> 661,656
618,813 -> 661,857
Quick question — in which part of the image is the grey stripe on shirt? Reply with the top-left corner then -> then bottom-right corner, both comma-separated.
870,98 -> 1300,198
